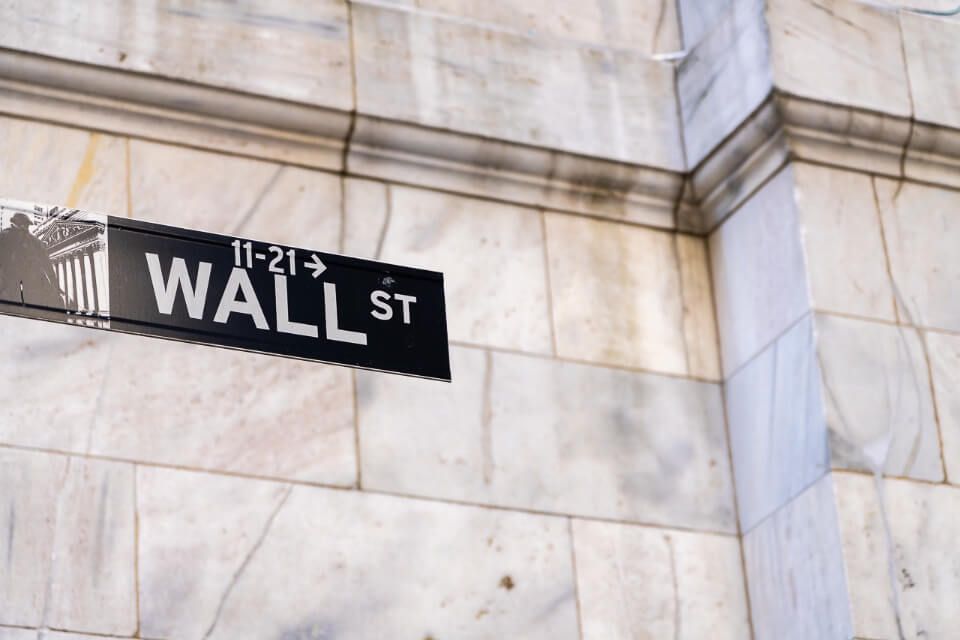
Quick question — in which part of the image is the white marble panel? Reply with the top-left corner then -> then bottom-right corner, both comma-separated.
0,630 -> 35,640
794,164 -> 897,322
89,335 -> 356,485
925,331 -> 960,484
359,346 -> 736,532
0,451 -> 136,635
44,459 -> 137,636
408,0 -> 681,54
835,472 -> 960,639
341,178 -> 389,259
138,466 -> 579,639
742,474 -> 853,640
901,11 -> 960,130
0,450 -> 67,627
726,314 -> 829,532
546,214 -> 719,378
0,117 -> 126,214
352,3 -> 684,169
766,0 -> 912,116
232,166 -> 343,253
817,314 -> 943,481
709,166 -> 810,376
129,140 -> 287,233
677,0 -> 734,49
573,520 -> 749,639
0,316 -> 112,452
677,0 -> 771,167
876,178 -> 960,333
378,186 -> 553,355
0,1 -> 353,110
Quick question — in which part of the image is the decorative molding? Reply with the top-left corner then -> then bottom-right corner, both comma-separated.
1,48 -> 958,235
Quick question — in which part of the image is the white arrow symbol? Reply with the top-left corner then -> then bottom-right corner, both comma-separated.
305,253 -> 327,278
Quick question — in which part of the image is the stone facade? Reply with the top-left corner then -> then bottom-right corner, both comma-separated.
0,1 -> 958,639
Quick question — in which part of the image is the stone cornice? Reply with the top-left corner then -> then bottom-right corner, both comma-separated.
0,48 -> 957,235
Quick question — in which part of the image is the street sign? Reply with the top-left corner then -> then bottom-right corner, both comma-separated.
0,199 -> 451,381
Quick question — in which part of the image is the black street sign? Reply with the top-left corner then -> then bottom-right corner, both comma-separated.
0,199 -> 451,381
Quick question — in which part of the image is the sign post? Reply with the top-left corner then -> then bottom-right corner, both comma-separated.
0,199 -> 451,381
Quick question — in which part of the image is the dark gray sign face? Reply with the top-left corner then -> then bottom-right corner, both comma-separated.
0,200 -> 451,381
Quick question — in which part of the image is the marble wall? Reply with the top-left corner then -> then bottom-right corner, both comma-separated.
713,155 -> 960,638
0,114 -> 747,639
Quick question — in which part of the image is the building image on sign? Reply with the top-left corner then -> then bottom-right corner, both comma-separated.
2,1 -> 960,639
0,199 -> 109,326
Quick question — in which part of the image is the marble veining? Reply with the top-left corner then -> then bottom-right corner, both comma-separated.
742,474 -> 853,640
351,2 -> 685,169
546,213 -> 720,378
875,178 -> 960,334
0,0 -> 353,110
358,346 -> 736,532
726,314 -> 829,532
138,466 -> 579,639
816,314 -> 943,482
766,0 -> 911,117
794,164 -> 897,322
709,166 -> 810,376
573,519 -> 750,639
0,450 -> 136,636
835,472 -> 960,639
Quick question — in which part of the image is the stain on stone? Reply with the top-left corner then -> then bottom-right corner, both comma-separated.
475,608 -> 489,620
900,567 -> 916,590
118,51 -> 127,63
499,575 -> 515,591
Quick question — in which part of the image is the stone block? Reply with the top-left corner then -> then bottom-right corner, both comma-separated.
573,519 -> 750,639
358,346 -> 736,532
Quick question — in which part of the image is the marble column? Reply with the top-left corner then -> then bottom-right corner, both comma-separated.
711,160 -> 960,639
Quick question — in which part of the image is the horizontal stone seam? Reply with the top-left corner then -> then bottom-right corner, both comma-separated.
0,442 -> 740,538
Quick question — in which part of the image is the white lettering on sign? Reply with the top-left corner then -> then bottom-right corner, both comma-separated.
275,275 -> 318,338
214,267 -> 270,329
370,290 -> 418,325
324,282 -> 367,345
370,290 -> 393,321
145,253 -> 211,320
146,253 -> 374,345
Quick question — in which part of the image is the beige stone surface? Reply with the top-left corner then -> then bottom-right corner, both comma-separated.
0,316 -> 112,452
876,178 -> 960,333
0,450 -> 136,636
138,466 -> 579,639
835,472 -> 960,639
358,346 -> 736,533
794,164 -> 897,322
546,213 -> 719,378
129,140 -> 288,233
0,0 -> 353,110
351,2 -> 685,169
0,449 -> 67,628
88,336 -> 357,485
573,520 -> 750,639
766,0 -> 912,117
378,186 -> 553,354
404,0 -> 682,54
902,11 -> 960,130
0,117 -> 126,214
44,459 -> 137,636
